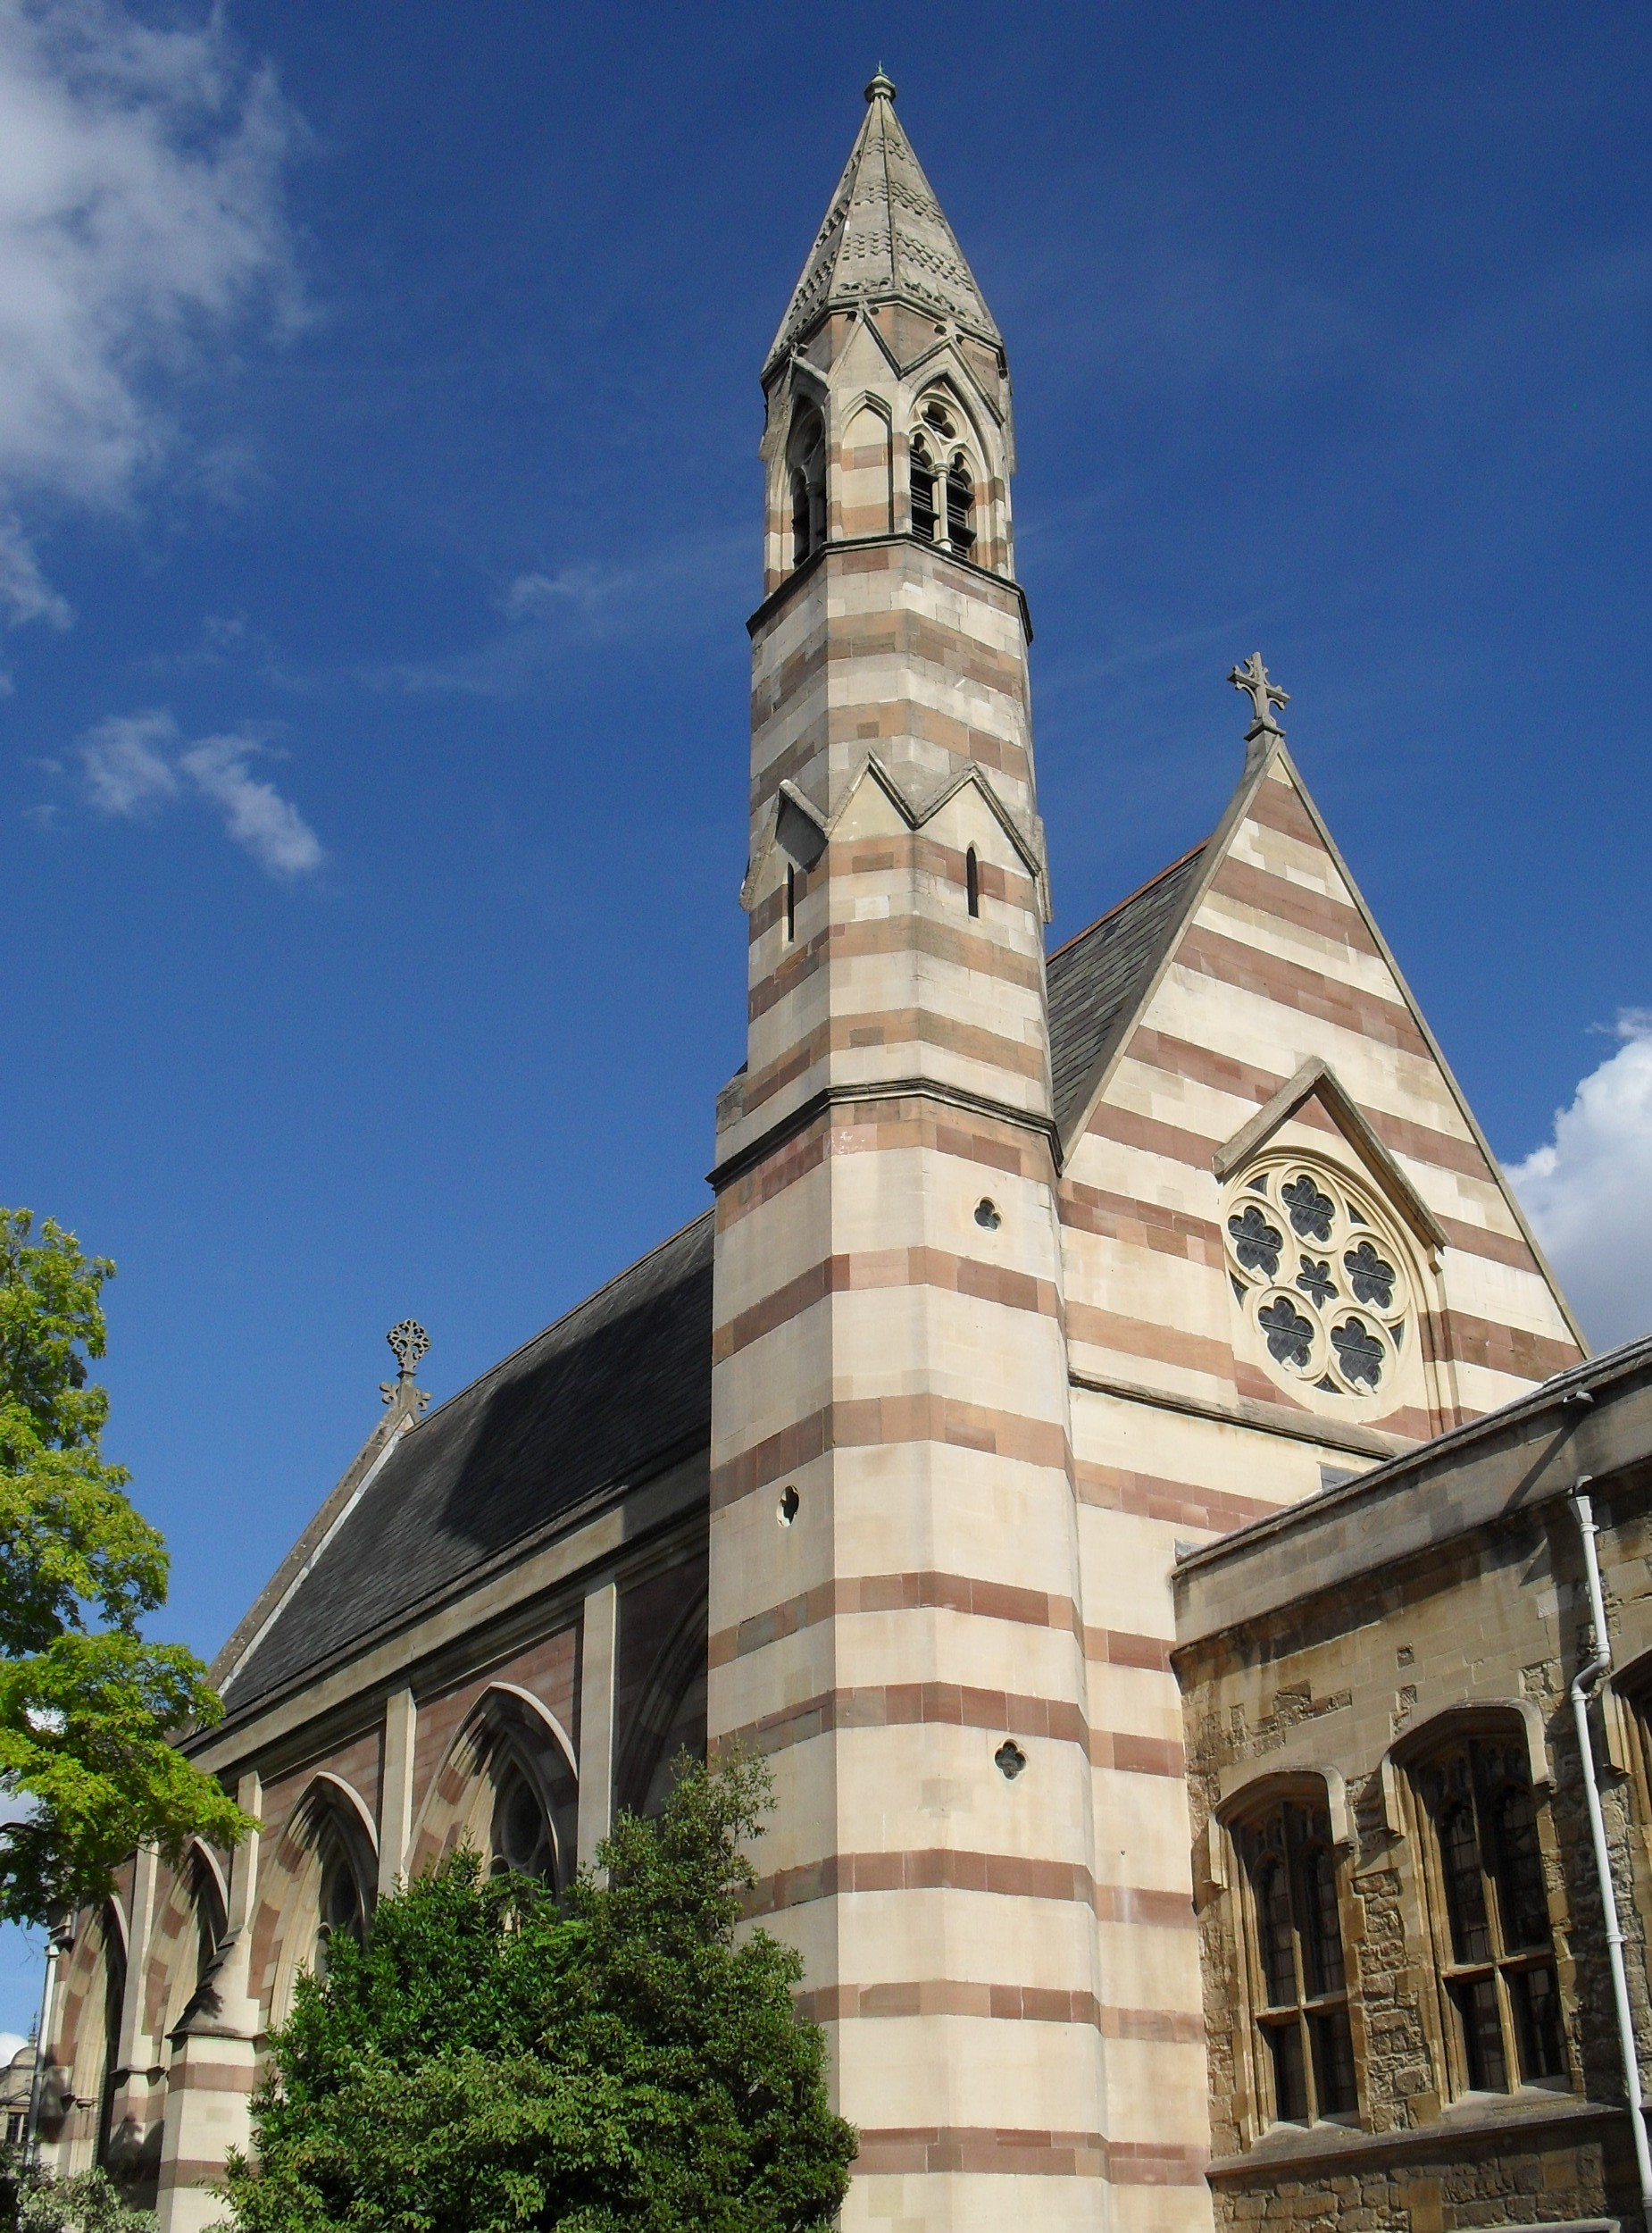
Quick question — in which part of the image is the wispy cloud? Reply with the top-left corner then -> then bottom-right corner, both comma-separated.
369,529 -> 748,698
179,733 -> 323,876
0,0 -> 300,628
81,708 -> 179,815
78,709 -> 323,877
1507,1011 -> 1652,1351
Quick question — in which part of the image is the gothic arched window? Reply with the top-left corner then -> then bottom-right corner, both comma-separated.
788,405 -> 826,567
909,434 -> 938,543
491,1762 -> 555,1883
1412,1733 -> 1564,2095
313,1833 -> 367,1977
946,456 -> 975,556
1234,1799 -> 1356,2127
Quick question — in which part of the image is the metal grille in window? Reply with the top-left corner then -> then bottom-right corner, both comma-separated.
1414,1738 -> 1565,2095
1222,1161 -> 1412,1401
1236,1802 -> 1356,2127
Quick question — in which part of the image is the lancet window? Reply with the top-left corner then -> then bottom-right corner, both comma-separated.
788,404 -> 826,566
313,1831 -> 367,1977
491,1761 -> 555,1883
909,434 -> 939,542
946,457 -> 975,555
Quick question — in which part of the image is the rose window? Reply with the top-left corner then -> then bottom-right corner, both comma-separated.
1222,1158 -> 1412,1402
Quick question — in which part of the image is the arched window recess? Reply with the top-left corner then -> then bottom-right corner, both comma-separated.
1392,1707 -> 1566,2097
1217,1771 -> 1356,2130
908,395 -> 980,560
788,401 -> 826,568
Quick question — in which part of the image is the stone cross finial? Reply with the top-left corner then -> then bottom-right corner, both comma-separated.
381,1320 -> 431,1413
1228,652 -> 1289,741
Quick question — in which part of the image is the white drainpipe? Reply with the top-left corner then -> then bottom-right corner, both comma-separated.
1569,1479 -> 1652,2230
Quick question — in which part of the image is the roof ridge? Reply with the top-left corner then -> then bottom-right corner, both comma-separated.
1047,839 -> 1209,965
400,1207 -> 713,1438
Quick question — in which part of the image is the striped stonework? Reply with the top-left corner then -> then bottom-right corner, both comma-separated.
1051,741 -> 1582,2228
711,83 -> 1110,2233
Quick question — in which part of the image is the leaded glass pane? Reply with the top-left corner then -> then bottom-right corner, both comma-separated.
1256,1854 -> 1297,2007
1301,1843 -> 1346,1997
1310,2009 -> 1356,2116
1450,1975 -> 1508,2092
1267,2020 -> 1308,2122
1438,1799 -> 1492,1964
1510,1963 -> 1565,2081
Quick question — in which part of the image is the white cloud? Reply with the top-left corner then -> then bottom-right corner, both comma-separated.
179,732 -> 323,876
0,516 -> 71,629
0,0 -> 297,624
1507,1012 -> 1652,1351
80,707 -> 179,814
79,707 -> 322,876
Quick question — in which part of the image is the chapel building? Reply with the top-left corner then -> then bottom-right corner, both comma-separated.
38,77 -> 1608,2233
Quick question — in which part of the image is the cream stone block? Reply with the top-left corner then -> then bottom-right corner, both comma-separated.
835,2011 -> 1105,2132
1090,1775 -> 1198,1894
845,2172 -> 1116,2233
1092,1919 -> 1204,2018
827,1292 -> 1071,1417
827,1728 -> 1095,1867
829,1146 -> 1056,1262
1102,2035 -> 1214,2140
828,1608 -> 1084,1701
827,1452 -> 1082,1594
832,1885 -> 1099,1993
1086,1660 -> 1185,1745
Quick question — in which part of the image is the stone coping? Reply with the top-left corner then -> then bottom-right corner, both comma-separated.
1206,2089 -> 1622,2183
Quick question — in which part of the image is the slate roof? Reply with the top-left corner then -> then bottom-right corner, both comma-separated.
767,78 -> 1000,372
1047,844 -> 1208,1141
221,841 -> 1214,1718
221,1212 -> 714,1714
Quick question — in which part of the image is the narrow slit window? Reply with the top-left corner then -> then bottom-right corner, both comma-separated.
785,863 -> 797,943
965,846 -> 980,916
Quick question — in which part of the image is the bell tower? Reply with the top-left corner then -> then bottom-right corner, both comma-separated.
709,76 -> 1110,2233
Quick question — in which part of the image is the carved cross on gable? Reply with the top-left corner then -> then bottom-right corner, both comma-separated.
1228,652 -> 1289,740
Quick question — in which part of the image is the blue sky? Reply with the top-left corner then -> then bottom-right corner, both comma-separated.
1,0 -> 1650,2025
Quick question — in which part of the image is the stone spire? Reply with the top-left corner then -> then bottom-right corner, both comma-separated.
766,71 -> 1001,372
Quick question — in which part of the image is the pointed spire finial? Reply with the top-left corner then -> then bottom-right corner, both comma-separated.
864,67 -> 897,104
1228,652 -> 1289,743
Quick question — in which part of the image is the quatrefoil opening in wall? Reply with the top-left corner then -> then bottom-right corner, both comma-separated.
1222,1154 -> 1416,1409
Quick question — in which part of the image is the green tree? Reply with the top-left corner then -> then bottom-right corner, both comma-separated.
0,1209 -> 251,1925
223,1754 -> 856,2233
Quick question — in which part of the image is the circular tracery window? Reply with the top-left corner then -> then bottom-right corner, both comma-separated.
1223,1157 -> 1412,1402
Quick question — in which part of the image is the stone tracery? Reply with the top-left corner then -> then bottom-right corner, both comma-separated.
1224,1155 -> 1414,1403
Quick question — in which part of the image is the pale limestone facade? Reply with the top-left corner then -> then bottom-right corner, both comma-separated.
38,74 -> 1591,2233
